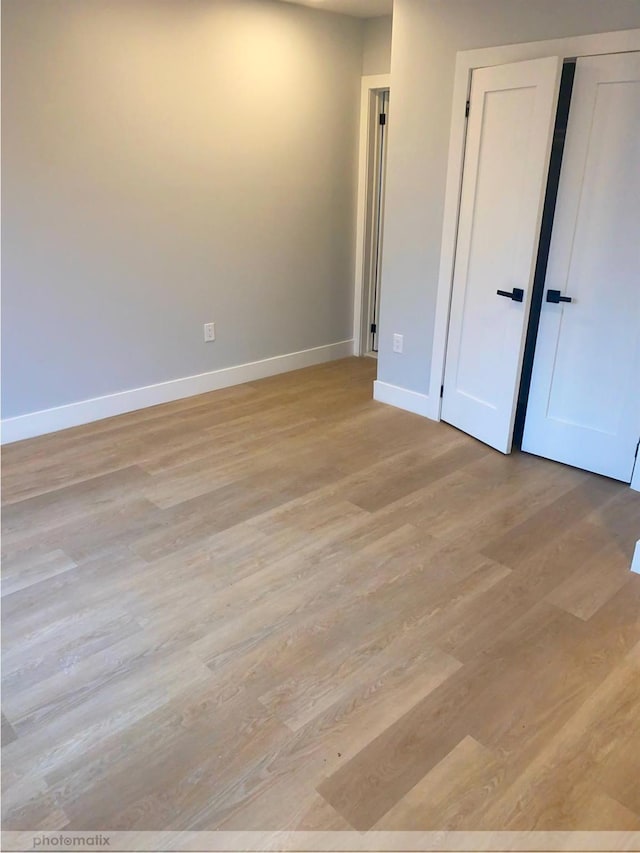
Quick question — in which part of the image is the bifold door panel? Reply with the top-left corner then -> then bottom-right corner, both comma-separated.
441,57 -> 562,453
522,52 -> 640,482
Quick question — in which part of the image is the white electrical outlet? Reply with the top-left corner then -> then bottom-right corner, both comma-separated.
204,322 -> 215,342
392,333 -> 403,353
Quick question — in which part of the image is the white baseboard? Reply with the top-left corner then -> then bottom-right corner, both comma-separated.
373,380 -> 435,419
1,339 -> 355,444
631,541 -> 640,575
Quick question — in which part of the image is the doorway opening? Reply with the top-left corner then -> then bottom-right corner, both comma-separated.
363,88 -> 389,357
356,86 -> 390,359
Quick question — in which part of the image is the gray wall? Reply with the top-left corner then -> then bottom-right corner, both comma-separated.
377,0 -> 640,397
1,0 -> 363,418
362,15 -> 392,75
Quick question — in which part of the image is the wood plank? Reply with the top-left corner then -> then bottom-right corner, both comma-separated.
316,602 -> 570,830
1,549 -> 77,597
372,736 -> 503,830
1,713 -> 18,748
546,540 -> 633,620
474,631 -> 640,830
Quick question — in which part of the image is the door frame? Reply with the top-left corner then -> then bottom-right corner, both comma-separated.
429,28 -> 640,425
353,73 -> 391,357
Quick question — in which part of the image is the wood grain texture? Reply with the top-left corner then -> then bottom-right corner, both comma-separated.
2,357 -> 639,833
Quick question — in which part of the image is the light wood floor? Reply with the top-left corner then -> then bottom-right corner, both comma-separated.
2,358 -> 639,833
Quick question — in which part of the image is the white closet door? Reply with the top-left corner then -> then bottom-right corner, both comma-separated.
522,52 -> 640,482
441,57 -> 562,453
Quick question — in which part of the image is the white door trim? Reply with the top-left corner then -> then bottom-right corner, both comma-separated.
430,28 -> 640,424
353,73 -> 391,357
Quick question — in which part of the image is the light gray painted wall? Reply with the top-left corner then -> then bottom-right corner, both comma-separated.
377,0 -> 640,397
1,0 -> 363,418
362,15 -> 392,75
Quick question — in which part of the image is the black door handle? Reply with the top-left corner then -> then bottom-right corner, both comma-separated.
496,288 -> 524,303
546,289 -> 572,303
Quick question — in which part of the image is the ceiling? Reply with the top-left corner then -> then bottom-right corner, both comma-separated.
279,0 -> 393,18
